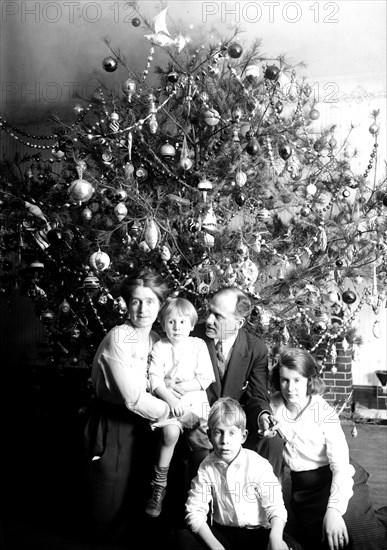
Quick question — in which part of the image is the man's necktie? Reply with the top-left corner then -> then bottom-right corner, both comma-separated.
215,340 -> 226,380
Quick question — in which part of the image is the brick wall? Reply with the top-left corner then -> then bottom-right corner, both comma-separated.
316,341 -> 353,409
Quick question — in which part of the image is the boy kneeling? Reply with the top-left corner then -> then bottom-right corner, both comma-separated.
175,397 -> 302,550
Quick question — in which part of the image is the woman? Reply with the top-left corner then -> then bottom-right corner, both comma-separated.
83,269 -> 170,539
269,348 -> 387,550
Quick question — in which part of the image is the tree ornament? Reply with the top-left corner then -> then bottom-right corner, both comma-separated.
244,64 -> 260,83
279,143 -> 292,160
232,107 -> 243,122
73,104 -> 84,116
235,170 -> 247,187
201,209 -> 217,236
313,320 -> 327,334
160,245 -> 171,261
70,326 -> 81,341
132,17 -> 141,27
125,162 -> 135,179
240,259 -> 259,287
81,207 -> 93,221
114,202 -> 128,222
382,193 -> 387,207
89,250 -> 111,272
342,289 -> 357,304
369,123 -> 379,135
245,138 -> 260,156
40,310 -> 55,325
227,42 -> 243,58
116,188 -> 128,201
275,100 -> 283,114
197,281 -> 211,294
46,228 -> 64,246
327,291 -> 340,304
300,206 -> 311,217
203,232 -> 215,248
287,84 -> 298,101
69,178 -> 94,203
59,299 -> 71,314
102,56 -> 118,72
309,108 -> 320,120
234,191 -> 246,207
186,217 -> 200,233
180,156 -> 193,170
238,124 -> 250,140
144,218 -> 159,249
198,178 -> 212,202
102,150 -> 113,165
167,70 -> 179,83
136,166 -> 148,180
257,208 -> 272,222
139,240 -> 151,253
179,135 -> 192,170
203,108 -> 220,126
160,142 -> 176,159
306,182 -> 317,195
208,65 -> 220,77
264,65 -> 280,80
122,78 -> 136,102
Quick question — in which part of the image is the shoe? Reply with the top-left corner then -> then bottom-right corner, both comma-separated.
145,483 -> 166,518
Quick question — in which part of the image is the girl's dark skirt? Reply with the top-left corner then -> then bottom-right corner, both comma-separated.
290,458 -> 387,550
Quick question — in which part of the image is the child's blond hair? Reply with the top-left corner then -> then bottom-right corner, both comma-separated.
208,397 -> 246,433
159,297 -> 198,327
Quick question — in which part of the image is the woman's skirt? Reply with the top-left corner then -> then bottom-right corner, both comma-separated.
290,458 -> 387,550
83,399 -> 157,533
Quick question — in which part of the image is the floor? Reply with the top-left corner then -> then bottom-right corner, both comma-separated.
2,370 -> 387,550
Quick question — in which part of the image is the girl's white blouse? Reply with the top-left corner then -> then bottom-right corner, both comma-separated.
271,393 -> 355,515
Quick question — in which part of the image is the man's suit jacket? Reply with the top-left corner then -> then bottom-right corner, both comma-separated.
192,323 -> 271,440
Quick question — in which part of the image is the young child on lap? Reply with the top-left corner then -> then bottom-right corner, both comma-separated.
145,297 -> 215,518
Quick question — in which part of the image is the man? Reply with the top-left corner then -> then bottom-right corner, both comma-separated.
193,286 -> 284,479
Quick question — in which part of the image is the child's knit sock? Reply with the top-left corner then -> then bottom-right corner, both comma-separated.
153,465 -> 169,488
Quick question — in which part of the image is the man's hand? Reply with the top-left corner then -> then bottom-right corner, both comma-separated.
258,413 -> 280,438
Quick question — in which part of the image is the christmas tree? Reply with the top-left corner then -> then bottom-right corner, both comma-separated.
0,3 -> 386,374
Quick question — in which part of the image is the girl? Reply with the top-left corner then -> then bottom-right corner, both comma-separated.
269,348 -> 387,550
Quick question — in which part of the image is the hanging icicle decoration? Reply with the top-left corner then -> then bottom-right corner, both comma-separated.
318,224 -> 327,251
373,320 -> 381,338
330,343 -> 337,374
372,264 -> 378,296
342,337 -> 349,352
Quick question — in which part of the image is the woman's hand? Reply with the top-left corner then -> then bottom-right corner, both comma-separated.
322,508 -> 349,550
165,378 -> 187,398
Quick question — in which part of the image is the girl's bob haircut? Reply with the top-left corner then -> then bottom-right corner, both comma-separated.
270,348 -> 326,396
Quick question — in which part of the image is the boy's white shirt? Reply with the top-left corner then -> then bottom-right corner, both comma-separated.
185,448 -> 287,532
